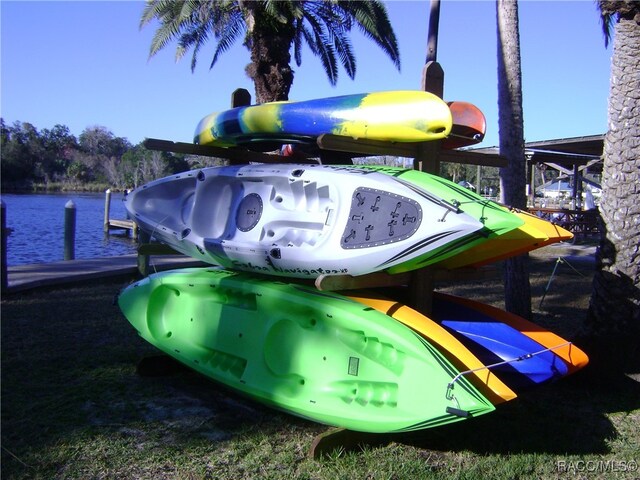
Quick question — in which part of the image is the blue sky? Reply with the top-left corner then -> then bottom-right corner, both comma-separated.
1,1 -> 612,148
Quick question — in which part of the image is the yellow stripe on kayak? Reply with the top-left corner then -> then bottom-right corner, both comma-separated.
194,113 -> 219,146
241,101 -> 286,133
335,91 -> 453,142
518,209 -> 573,243
347,292 -> 517,405
439,209 -> 573,269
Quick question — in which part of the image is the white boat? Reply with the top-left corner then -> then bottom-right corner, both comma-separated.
124,164 -> 484,278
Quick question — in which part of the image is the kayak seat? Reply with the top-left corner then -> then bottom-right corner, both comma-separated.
259,179 -> 333,247
205,349 -> 248,380
131,175 -> 197,235
328,380 -> 399,407
191,177 -> 243,240
336,328 -> 405,376
263,318 -> 309,397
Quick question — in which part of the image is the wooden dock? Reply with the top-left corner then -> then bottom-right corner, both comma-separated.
4,254 -> 206,294
106,218 -> 137,234
103,189 -> 138,239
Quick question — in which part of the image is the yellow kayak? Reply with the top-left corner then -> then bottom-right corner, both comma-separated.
346,291 -> 517,405
438,209 -> 573,269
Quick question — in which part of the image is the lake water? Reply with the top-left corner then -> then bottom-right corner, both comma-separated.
2,192 -> 138,266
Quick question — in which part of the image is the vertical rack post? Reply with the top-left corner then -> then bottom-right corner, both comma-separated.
409,0 -> 444,316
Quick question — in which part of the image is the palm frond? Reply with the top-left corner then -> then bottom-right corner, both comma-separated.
263,0 -> 289,24
176,20 -> 210,69
148,18 -> 184,58
597,0 -> 616,47
209,10 -> 246,69
313,30 -> 339,86
317,2 -> 357,78
301,23 -> 320,56
141,0 -> 400,94
140,0 -> 169,28
337,0 -> 400,70
144,0 -> 195,58
293,18 -> 304,66
333,30 -> 356,79
300,6 -> 339,83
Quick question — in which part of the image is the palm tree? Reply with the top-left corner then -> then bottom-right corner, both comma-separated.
496,0 -> 531,320
141,0 -> 400,103
585,1 -> 640,364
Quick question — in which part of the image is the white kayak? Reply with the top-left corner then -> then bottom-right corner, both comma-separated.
124,164 -> 484,278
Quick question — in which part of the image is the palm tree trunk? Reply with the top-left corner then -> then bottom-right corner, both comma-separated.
585,5 -> 640,367
496,0 -> 532,319
248,28 -> 294,103
241,1 -> 295,103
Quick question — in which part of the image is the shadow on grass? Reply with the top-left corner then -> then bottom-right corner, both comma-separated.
2,254 -> 637,477
307,366 -> 640,458
393,367 -> 640,455
0,280 -> 317,477
114,350 -> 640,460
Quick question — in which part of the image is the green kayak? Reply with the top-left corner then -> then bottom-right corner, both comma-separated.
119,267 -> 495,433
354,166 -> 524,272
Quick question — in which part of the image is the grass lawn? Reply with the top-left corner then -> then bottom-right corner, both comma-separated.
2,245 -> 639,479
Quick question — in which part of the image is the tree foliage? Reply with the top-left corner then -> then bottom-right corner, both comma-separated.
140,0 -> 400,102
0,119 -> 187,191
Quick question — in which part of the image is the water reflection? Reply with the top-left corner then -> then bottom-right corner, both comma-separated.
2,192 -> 138,266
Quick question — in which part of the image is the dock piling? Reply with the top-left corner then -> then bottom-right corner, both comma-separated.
64,200 -> 76,261
104,189 -> 112,235
1,200 -> 8,290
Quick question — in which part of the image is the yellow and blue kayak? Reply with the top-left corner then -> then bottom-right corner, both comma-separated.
194,90 -> 453,147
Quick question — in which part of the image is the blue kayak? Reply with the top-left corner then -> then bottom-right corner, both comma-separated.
433,298 -> 569,391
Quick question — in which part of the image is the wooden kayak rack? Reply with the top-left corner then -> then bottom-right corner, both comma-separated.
140,65 -> 505,314
138,62 -> 504,457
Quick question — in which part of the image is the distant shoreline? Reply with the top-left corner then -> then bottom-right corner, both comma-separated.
1,182 -> 127,194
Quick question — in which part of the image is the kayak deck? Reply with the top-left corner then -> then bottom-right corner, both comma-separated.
119,268 -> 495,433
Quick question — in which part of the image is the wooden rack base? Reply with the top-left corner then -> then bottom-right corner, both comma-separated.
315,265 -> 498,292
308,428 -> 391,459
